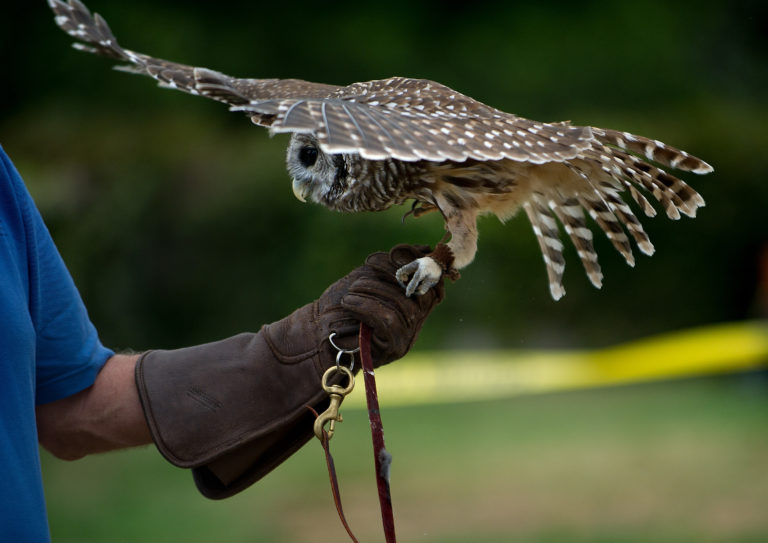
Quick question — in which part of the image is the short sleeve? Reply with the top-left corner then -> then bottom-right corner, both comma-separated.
1,149 -> 114,404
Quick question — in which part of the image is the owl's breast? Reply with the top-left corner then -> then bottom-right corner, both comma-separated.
325,157 -> 430,213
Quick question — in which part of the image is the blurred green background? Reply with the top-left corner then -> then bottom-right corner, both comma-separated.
2,0 -> 767,541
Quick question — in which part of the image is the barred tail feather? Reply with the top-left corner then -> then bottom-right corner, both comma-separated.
524,195 -> 566,300
549,197 -> 603,289
578,193 -> 635,267
541,128 -> 713,296
622,155 -> 703,219
586,143 -> 705,221
597,185 -> 655,256
592,127 -> 713,175
588,127 -> 708,220
624,182 -> 657,218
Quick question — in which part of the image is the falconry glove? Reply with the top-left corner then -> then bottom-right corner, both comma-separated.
135,244 -> 443,499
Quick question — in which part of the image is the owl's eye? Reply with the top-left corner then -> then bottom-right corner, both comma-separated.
298,146 -> 318,168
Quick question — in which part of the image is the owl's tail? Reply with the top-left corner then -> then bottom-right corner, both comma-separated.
527,129 -> 711,300
587,129 -> 709,223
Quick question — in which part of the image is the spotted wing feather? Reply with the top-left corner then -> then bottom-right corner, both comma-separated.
51,0 -> 594,166
238,88 -> 595,164
49,0 -> 340,111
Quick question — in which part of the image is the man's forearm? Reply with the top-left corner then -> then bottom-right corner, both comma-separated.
36,354 -> 152,460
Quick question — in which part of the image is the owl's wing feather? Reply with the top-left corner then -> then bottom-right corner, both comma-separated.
236,94 -> 595,164
52,0 -> 597,166
49,0 -> 341,110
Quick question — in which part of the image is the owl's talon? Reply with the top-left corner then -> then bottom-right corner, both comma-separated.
395,256 -> 443,297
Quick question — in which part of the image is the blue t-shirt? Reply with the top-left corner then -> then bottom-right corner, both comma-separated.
0,146 -> 113,542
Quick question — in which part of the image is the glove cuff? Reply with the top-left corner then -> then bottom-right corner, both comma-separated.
135,303 -> 355,498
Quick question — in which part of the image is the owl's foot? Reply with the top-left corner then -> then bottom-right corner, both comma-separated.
402,201 -> 439,222
396,256 -> 443,297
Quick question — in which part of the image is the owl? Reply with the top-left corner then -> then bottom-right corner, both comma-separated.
50,0 -> 713,299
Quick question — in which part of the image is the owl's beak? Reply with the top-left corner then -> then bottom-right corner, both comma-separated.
292,178 -> 310,203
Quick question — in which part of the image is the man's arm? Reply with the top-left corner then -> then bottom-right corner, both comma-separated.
36,354 -> 152,460
35,245 -> 443,499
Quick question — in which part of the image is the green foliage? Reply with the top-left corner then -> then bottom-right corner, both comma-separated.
2,0 -> 767,349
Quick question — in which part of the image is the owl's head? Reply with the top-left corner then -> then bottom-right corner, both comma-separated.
286,133 -> 348,209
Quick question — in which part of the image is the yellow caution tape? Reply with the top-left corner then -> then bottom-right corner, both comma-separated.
346,320 -> 768,408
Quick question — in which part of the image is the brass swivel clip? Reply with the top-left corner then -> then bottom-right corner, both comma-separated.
314,365 -> 355,441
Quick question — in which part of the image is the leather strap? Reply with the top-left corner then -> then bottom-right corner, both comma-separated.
311,323 -> 398,543
308,405 -> 360,543
359,323 -> 397,543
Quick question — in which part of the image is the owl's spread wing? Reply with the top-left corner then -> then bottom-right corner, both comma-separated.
51,0 -> 593,165
233,81 -> 593,163
49,1 -> 341,111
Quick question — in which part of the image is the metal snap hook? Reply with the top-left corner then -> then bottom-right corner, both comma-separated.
314,365 -> 355,441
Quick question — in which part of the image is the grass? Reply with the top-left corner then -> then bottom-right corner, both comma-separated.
42,373 -> 768,542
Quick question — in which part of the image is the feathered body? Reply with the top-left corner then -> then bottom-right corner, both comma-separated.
50,0 -> 713,299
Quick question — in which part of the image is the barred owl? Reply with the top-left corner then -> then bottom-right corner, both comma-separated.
51,0 -> 712,299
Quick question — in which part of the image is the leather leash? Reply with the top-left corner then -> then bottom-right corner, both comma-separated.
359,323 -> 397,543
311,323 -> 397,543
309,404 -> 360,543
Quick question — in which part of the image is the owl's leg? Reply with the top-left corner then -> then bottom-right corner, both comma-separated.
396,204 -> 478,296
439,206 -> 479,270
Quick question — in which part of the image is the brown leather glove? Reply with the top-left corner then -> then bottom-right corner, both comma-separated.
135,244 -> 443,499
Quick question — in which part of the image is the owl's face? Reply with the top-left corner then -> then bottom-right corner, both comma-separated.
286,133 -> 349,210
